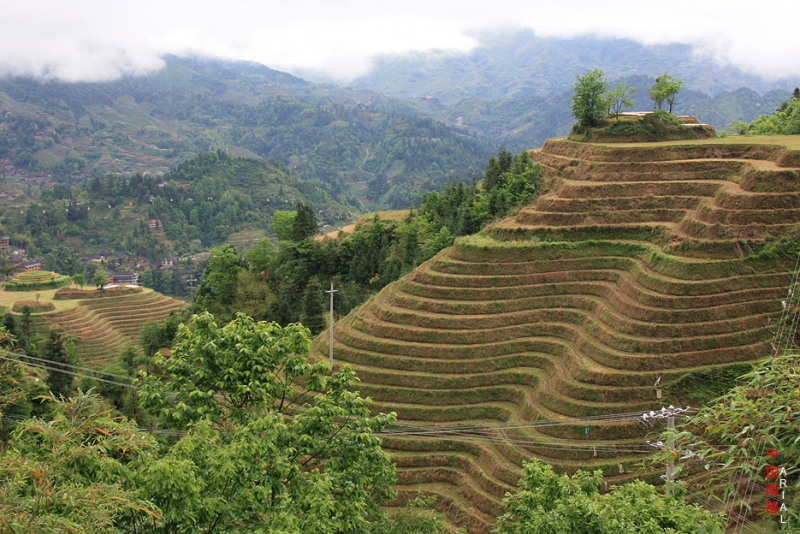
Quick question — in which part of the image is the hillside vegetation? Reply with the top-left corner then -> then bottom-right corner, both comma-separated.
312,136 -> 800,531
0,48 -> 791,199
0,56 -> 492,209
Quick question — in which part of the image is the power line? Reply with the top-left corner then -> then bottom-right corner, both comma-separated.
0,354 -> 138,389
8,350 -> 136,382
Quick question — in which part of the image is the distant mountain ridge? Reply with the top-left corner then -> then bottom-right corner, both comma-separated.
1,40 -> 797,215
346,29 -> 798,104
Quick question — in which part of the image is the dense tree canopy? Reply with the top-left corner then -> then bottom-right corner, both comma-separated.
291,201 -> 319,241
748,92 -> 800,135
496,459 -> 725,534
193,244 -> 244,322
0,391 -> 160,533
138,312 -> 397,533
191,149 -> 542,330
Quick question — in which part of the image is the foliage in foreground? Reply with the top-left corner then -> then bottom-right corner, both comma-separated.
657,353 -> 800,527
138,312 -> 397,533
496,459 -> 725,534
0,391 -> 160,534
2,312 -> 405,534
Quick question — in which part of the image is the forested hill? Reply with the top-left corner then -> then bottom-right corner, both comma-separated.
0,56 -> 493,210
6,150 -> 353,272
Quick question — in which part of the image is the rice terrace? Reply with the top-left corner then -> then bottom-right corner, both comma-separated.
1,279 -> 187,366
312,135 -> 800,531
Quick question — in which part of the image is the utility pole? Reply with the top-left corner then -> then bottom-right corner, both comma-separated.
324,282 -> 338,372
666,414 -> 675,496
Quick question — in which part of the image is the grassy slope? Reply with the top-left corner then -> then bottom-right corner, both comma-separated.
311,135 -> 800,532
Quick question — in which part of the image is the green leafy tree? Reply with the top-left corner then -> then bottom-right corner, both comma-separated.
233,269 -> 275,321
649,73 -> 684,113
291,201 -> 318,241
71,273 -> 85,289
496,459 -> 725,534
139,312 -> 397,533
93,269 -> 108,289
140,267 -> 154,289
483,148 -> 513,193
272,210 -> 297,242
246,237 -> 276,275
0,326 -> 25,417
194,245 -> 243,321
606,80 -> 637,119
139,320 -> 164,357
725,119 -> 751,135
158,269 -> 173,294
20,306 -> 33,352
423,226 -> 454,259
571,69 -> 609,129
749,97 -> 800,135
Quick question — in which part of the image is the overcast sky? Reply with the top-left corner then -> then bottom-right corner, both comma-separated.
1,0 -> 798,83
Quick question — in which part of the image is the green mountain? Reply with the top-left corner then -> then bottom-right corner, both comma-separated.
0,56 -> 494,210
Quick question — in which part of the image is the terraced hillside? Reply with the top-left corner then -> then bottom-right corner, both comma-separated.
47,289 -> 187,366
311,137 -> 800,532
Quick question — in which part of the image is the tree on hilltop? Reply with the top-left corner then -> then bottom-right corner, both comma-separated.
71,273 -> 85,289
649,73 -> 684,113
93,269 -> 108,289
606,81 -> 636,120
571,69 -> 609,129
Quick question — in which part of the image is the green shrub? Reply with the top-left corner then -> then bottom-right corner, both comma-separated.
4,275 -> 72,291
651,109 -> 683,126
12,300 -> 55,313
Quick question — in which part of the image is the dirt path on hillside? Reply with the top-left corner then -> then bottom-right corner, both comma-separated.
316,223 -> 357,241
358,145 -> 375,180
